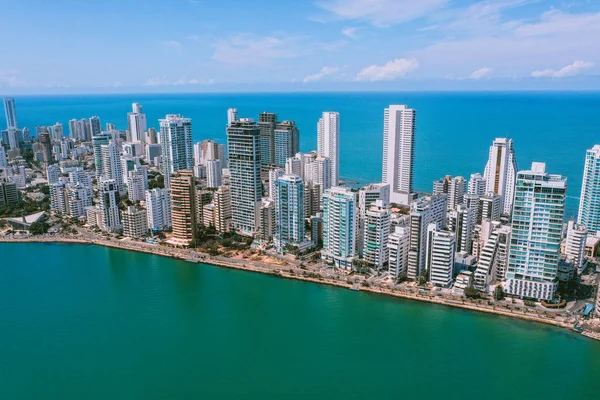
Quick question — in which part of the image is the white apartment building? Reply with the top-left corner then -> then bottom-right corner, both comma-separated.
577,145 -> 600,233
317,112 -> 339,187
122,206 -> 148,238
362,200 -> 391,268
483,138 -> 518,215
322,186 -> 357,269
565,221 -> 588,270
388,226 -> 410,278
426,224 -> 456,287
145,188 -> 171,231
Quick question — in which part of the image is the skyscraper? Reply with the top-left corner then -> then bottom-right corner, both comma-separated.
426,224 -> 456,287
68,119 -> 78,139
169,170 -> 198,246
227,120 -> 262,235
317,112 -> 340,187
274,120 -> 299,167
227,108 -> 238,126
101,140 -> 124,191
407,194 -> 448,280
388,226 -> 410,278
0,146 -> 7,168
90,116 -> 102,138
258,112 -> 277,165
3,97 -> 18,129
565,221 -> 588,270
447,204 -> 475,254
505,162 -> 566,300
362,200 -> 391,268
159,114 -> 193,186
128,103 -> 147,143
322,186 -> 357,269
99,179 -> 122,232
382,105 -> 416,206
39,131 -> 53,165
145,188 -> 172,231
51,122 -> 64,142
274,175 -> 305,253
433,175 -> 466,210
92,132 -> 111,178
483,138 -> 518,215
577,145 -> 600,233
214,185 -> 232,233
205,159 -> 222,189
357,183 -> 390,256
304,156 -> 331,192
468,172 -> 486,196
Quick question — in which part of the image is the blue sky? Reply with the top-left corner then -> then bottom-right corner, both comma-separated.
1,0 -> 600,93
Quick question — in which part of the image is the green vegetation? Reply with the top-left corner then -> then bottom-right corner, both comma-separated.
0,197 -> 50,218
29,220 -> 50,235
494,286 -> 505,301
149,174 -> 165,189
523,300 -> 537,307
464,287 -> 481,299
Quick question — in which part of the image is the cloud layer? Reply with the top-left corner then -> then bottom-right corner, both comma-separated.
531,60 -> 594,78
355,58 -> 419,81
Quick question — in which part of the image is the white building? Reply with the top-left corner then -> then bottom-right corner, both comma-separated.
99,179 -> 122,232
407,194 -> 448,280
268,168 -> 284,200
433,175 -> 466,210
362,200 -> 391,268
227,108 -> 238,126
206,159 -> 222,189
474,224 -> 511,291
128,103 -> 147,143
317,112 -> 339,187
100,140 -> 124,191
126,165 -> 148,202
357,183 -> 390,256
483,138 -> 518,215
426,224 -> 456,287
468,173 -> 487,196
3,97 -> 18,129
227,120 -> 262,235
577,145 -> 600,233
46,163 -> 61,185
565,221 -> 588,270
305,156 -> 331,192
214,185 -> 231,233
322,186 -> 357,269
0,146 -> 6,167
505,162 -> 566,301
122,206 -> 148,238
447,204 -> 475,254
145,188 -> 171,231
388,226 -> 410,278
159,114 -> 193,186
382,105 -> 417,206
92,132 -> 111,178
274,175 -> 306,253
480,192 -> 502,223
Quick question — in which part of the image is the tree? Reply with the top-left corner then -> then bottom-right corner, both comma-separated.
29,221 -> 49,235
464,287 -> 480,299
494,286 -> 505,301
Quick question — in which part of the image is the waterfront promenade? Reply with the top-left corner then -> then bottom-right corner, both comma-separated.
1,231 -> 597,341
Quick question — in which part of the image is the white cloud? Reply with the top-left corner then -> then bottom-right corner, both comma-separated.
531,60 -> 594,78
355,58 -> 419,81
144,75 -> 214,86
316,0 -> 447,27
303,66 -> 340,82
212,34 -> 301,66
469,67 -> 492,80
0,70 -> 23,87
341,27 -> 359,38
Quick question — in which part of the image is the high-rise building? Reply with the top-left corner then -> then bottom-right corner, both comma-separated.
479,192 -> 502,223
565,221 -> 588,270
128,103 -> 147,143
322,186 -> 357,269
92,133 -> 111,178
382,105 -> 416,206
3,97 -> 18,129
268,168 -> 284,199
122,206 -> 148,238
46,163 -> 61,185
99,179 -> 122,232
357,183 -> 390,256
0,179 -> 19,206
50,178 -> 70,214
0,146 -> 7,168
67,185 -> 93,218
577,145 -> 600,233
474,223 -> 511,290
362,200 -> 391,268
145,188 -> 172,231
468,172 -> 486,196
274,121 -> 299,167
68,119 -> 78,139
304,181 -> 321,218
227,120 -> 262,235
101,140 -> 124,191
214,185 -> 232,233
51,122 -> 64,142
505,162 -> 566,300
426,224 -> 456,287
258,112 -> 277,165
447,204 -> 475,254
317,112 -> 340,187
169,170 -> 197,246
159,114 -> 193,186
388,226 -> 410,278
274,175 -> 305,253
258,198 -> 276,241
227,108 -> 238,126
89,116 -> 102,138
407,194 -> 448,280
126,165 -> 148,202
39,131 -> 53,165
205,159 -> 222,189
305,156 -> 331,192
483,138 -> 518,215
78,118 -> 91,141
433,175 -> 466,210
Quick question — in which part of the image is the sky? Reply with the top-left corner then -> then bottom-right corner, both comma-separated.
1,0 -> 600,93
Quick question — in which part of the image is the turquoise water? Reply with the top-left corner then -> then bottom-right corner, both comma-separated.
13,92 -> 600,217
0,242 -> 599,399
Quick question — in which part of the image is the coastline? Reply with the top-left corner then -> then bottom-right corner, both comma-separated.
1,236 -> 597,341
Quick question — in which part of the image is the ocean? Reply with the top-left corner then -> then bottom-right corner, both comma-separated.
13,91 -> 600,218
0,242 -> 598,400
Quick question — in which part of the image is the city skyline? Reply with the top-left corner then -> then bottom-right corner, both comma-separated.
1,1 -> 600,94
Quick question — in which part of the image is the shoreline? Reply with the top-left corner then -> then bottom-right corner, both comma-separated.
1,236 -> 597,341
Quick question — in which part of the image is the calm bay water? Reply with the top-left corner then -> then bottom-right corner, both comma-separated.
0,242 -> 599,399
13,91 -> 600,217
